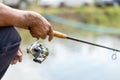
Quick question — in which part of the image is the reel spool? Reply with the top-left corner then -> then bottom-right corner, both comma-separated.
27,39 -> 49,64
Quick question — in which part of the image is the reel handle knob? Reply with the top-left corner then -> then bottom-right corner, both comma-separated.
33,59 -> 42,64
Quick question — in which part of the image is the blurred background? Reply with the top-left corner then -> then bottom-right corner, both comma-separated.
1,0 -> 120,80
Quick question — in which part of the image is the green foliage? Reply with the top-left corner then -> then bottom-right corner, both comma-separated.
73,7 -> 120,28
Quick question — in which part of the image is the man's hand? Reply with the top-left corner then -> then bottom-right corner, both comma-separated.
11,48 -> 22,65
16,11 -> 54,41
24,11 -> 54,41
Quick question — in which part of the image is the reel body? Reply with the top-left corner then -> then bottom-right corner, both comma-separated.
27,40 -> 49,63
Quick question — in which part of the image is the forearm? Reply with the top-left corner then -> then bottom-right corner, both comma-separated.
0,3 -> 53,40
0,3 -> 25,28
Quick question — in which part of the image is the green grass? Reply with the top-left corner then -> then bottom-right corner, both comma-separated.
29,6 -> 120,28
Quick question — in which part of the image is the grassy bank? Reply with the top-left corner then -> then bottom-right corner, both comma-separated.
28,5 -> 120,28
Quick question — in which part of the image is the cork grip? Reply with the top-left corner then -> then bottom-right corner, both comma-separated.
53,31 -> 67,39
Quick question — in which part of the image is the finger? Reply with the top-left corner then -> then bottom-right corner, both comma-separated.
11,58 -> 18,65
41,34 -> 47,39
18,55 -> 22,62
13,59 -> 18,64
30,30 -> 36,38
30,30 -> 43,39
10,57 -> 17,65
10,61 -> 14,65
48,28 -> 54,41
17,50 -> 22,56
17,50 -> 22,62
38,31 -> 47,39
19,48 -> 23,54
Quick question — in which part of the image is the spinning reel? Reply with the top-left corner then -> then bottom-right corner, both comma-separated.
27,39 -> 49,64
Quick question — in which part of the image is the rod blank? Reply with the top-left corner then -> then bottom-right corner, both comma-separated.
54,31 -> 120,52
67,37 -> 120,52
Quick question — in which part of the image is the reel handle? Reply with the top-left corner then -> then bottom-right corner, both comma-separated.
33,59 -> 42,64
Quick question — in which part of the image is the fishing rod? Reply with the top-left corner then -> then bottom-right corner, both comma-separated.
27,31 -> 120,64
54,31 -> 120,52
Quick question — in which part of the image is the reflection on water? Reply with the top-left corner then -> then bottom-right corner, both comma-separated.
3,35 -> 120,80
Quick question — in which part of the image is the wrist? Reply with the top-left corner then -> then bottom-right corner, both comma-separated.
14,10 -> 29,29
16,11 -> 36,29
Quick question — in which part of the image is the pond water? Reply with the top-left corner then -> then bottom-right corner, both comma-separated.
2,35 -> 120,80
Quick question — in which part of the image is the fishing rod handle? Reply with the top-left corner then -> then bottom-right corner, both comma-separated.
54,31 -> 67,39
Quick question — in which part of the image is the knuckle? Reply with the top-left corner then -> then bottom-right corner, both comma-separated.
46,22 -> 52,28
41,33 -> 47,39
